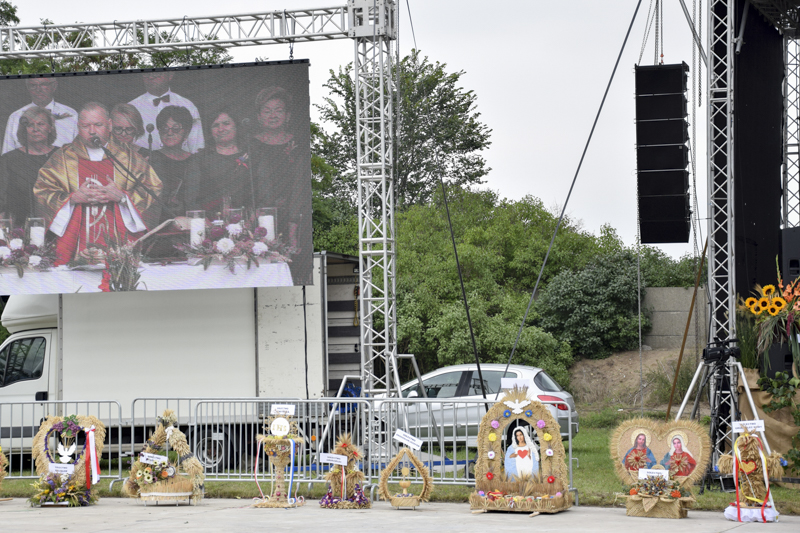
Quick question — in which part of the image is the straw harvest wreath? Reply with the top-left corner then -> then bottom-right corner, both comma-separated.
0,444 -> 7,489
30,414 -> 106,507
378,447 -> 433,509
717,432 -> 784,522
610,419 -> 711,518
122,410 -> 204,504
320,433 -> 370,509
253,414 -> 305,508
470,387 -> 573,515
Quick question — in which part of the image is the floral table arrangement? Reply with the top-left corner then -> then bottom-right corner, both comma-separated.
175,211 -> 294,274
29,415 -> 105,507
0,227 -> 56,278
122,410 -> 204,505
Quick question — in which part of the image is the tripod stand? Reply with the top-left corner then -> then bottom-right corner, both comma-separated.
674,340 -> 740,492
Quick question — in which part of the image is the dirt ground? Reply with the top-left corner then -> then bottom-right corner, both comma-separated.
569,348 -> 703,409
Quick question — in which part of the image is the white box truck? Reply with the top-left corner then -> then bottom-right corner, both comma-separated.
0,252 -> 361,465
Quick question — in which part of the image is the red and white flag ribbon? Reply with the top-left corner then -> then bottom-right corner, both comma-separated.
85,426 -> 100,488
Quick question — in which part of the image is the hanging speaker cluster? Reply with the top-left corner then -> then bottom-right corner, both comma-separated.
635,62 -> 691,244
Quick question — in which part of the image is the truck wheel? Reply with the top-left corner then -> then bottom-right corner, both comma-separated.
188,427 -> 233,471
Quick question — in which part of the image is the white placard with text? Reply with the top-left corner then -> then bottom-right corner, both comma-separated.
393,429 -> 423,451
271,404 -> 296,416
48,463 -> 75,475
638,468 -> 669,480
320,453 -> 349,466
733,420 -> 765,434
270,417 -> 291,437
139,452 -> 169,465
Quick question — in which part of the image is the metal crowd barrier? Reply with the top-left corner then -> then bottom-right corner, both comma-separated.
1,397 -> 575,499
0,400 -> 123,481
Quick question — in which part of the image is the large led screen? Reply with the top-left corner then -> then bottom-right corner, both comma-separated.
0,62 -> 312,294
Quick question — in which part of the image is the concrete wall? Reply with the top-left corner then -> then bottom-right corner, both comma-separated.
643,287 -> 708,350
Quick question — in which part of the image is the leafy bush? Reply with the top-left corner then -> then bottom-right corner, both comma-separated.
645,359 -> 697,406
536,250 -> 652,359
639,247 -> 705,288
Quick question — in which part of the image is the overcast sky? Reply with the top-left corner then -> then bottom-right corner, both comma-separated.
14,1 -> 708,258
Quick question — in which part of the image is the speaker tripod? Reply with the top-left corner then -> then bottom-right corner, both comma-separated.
674,339 -> 740,493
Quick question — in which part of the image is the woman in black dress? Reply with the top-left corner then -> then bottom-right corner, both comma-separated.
0,107 -> 58,226
194,108 -> 253,215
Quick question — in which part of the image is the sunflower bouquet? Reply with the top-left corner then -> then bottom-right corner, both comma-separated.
740,261 -> 800,374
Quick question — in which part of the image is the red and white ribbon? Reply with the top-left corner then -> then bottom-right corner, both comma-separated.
84,426 -> 100,488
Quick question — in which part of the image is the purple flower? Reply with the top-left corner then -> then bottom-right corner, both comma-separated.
24,244 -> 38,254
10,228 -> 24,239
254,226 -> 267,239
490,420 -> 500,429
537,419 -> 546,429
209,226 -> 225,240
201,239 -> 213,249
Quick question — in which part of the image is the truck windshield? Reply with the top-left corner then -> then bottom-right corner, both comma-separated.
0,337 -> 46,387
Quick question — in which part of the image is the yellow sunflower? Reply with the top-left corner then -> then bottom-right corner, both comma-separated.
763,285 -> 776,296
773,297 -> 787,310
768,306 -> 780,316
759,297 -> 770,308
745,297 -> 758,308
750,304 -> 763,315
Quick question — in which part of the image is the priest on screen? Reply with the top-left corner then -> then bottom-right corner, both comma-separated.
33,102 -> 163,265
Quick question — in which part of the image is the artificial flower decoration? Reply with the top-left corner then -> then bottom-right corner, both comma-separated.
670,490 -> 682,498
543,432 -> 553,442
491,420 -> 500,429
629,488 -> 638,495
478,491 -> 485,497
555,492 -> 562,497
524,410 -> 533,417
487,451 -> 495,459
536,420 -> 546,429
488,433 -> 497,442
486,472 -> 494,480
547,476 -> 555,484
545,449 -> 554,457
503,410 -> 511,418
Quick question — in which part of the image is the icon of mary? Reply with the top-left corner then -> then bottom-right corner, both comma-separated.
504,426 -> 539,480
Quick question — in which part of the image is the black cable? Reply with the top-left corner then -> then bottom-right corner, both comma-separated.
405,0 -> 418,50
438,177 -> 488,409
496,0 -> 644,397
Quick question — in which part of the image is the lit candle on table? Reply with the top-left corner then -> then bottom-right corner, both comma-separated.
190,218 -> 205,247
258,215 -> 276,241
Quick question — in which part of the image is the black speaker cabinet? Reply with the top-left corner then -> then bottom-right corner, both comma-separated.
783,227 -> 800,281
637,145 -> 689,171
635,63 -> 689,95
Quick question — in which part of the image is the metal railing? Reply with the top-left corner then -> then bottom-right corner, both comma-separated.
0,400 -> 123,481
1,397 -> 575,499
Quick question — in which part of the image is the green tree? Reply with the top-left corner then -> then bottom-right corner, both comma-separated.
315,50 -> 492,210
536,250 -> 652,359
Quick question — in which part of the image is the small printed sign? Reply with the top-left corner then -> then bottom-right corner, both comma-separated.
733,420 -> 765,434
320,453 -> 349,466
393,429 -> 423,451
139,452 -> 169,465
271,404 -> 296,416
638,468 -> 669,480
48,463 -> 75,475
270,417 -> 291,437
212,432 -> 225,441
500,378 -> 533,391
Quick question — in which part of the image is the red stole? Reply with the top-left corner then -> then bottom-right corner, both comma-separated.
54,159 -> 131,266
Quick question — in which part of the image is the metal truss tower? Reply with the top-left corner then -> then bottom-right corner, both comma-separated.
0,1 -> 401,396
707,0 -> 736,342
785,37 -> 800,229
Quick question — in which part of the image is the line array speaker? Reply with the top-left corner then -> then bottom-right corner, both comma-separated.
635,62 -> 691,244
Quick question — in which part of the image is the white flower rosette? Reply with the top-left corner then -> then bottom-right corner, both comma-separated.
252,242 -> 269,256
0,246 -> 10,260
226,223 -> 242,237
9,238 -> 23,250
215,237 -> 235,255
28,255 -> 42,267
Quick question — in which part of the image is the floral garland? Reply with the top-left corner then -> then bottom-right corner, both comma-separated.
0,227 -> 56,278
29,472 -> 95,507
175,212 -> 295,273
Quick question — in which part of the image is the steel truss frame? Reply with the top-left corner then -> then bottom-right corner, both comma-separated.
785,37 -> 800,228
0,1 -> 401,396
707,0 -> 736,341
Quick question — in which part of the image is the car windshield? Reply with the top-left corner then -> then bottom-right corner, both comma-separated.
534,370 -> 563,392
402,371 -> 462,398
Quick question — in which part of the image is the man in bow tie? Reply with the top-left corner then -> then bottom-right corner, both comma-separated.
2,77 -> 79,154
128,71 -> 204,154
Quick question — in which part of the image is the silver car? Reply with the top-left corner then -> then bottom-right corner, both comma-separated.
397,363 -> 578,445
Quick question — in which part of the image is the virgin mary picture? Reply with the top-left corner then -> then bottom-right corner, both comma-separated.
661,432 -> 697,477
504,426 -> 539,480
623,430 -> 657,471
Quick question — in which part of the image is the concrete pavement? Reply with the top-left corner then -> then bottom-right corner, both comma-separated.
0,498 -> 798,532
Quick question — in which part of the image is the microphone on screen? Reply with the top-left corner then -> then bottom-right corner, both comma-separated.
89,135 -> 103,148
